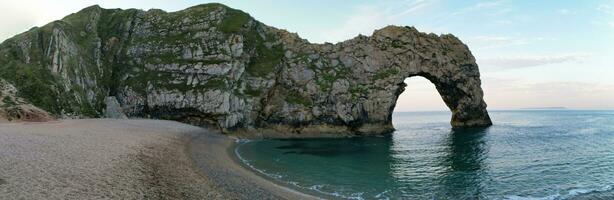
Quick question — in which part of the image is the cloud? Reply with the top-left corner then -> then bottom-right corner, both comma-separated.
320,0 -> 433,43
478,54 -> 590,69
465,35 -> 548,50
587,5 -> 614,28
597,4 -> 614,15
450,0 -> 509,16
0,0 -> 97,42
0,1 -> 43,42
386,0 -> 430,20
467,36 -> 524,49
596,4 -> 614,28
320,6 -> 386,43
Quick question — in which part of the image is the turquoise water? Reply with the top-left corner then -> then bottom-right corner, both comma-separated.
235,110 -> 614,199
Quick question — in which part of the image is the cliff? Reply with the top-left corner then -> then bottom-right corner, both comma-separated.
0,4 -> 491,136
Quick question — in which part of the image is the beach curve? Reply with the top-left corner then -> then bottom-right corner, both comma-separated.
0,119 -> 316,199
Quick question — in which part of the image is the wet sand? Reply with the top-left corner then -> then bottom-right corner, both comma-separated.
0,119 -> 316,199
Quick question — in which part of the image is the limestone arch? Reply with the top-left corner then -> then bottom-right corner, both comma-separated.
390,66 -> 492,128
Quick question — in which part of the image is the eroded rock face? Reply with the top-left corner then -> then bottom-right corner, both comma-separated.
104,96 -> 127,119
0,4 -> 491,136
0,79 -> 54,122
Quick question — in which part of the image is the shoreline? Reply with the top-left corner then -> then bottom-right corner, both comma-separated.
0,119 -> 319,199
231,139 -> 339,199
188,125 -> 320,199
230,139 -> 352,199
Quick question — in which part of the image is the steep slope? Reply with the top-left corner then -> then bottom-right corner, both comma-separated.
0,4 -> 491,136
0,79 -> 53,122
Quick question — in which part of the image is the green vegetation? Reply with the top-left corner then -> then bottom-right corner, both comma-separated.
97,9 -> 139,40
219,9 -> 250,33
60,6 -> 107,50
374,68 -> 399,80
141,51 -> 229,67
322,73 -> 337,83
124,68 -> 231,94
285,90 -> 313,107
202,59 -> 226,65
171,3 -> 220,24
125,70 -> 172,93
314,67 -> 351,92
242,24 -> 285,77
70,84 -> 100,116
217,7 -> 284,77
391,40 -> 406,48
135,30 -> 201,45
245,42 -> 284,76
0,60 -> 61,114
202,77 -> 227,89
62,8 -> 93,30
349,85 -> 367,95
244,85 -> 262,96
315,72 -> 336,91
129,4 -> 222,45
0,21 -> 106,117
2,96 -> 17,107
0,3 -> 290,118
349,85 -> 368,100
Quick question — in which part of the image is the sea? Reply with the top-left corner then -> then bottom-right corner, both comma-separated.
235,110 -> 614,200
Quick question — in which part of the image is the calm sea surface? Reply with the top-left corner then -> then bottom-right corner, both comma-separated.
235,110 -> 614,199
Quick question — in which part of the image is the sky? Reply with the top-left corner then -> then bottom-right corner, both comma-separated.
0,0 -> 613,111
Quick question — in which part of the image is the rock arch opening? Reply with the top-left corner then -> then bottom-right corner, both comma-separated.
388,70 -> 493,129
393,77 -> 449,113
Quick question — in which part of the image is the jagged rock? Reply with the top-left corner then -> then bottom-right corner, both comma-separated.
104,96 -> 128,119
0,79 -> 54,122
0,3 -> 491,137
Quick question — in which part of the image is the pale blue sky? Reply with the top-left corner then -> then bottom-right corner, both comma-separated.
1,0 -> 613,110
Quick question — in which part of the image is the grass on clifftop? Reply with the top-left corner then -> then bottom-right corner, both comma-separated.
219,7 -> 284,77
219,9 -> 250,33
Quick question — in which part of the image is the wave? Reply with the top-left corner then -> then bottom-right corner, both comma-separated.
304,184 -> 365,200
504,185 -> 613,200
233,142 -> 284,179
374,189 -> 392,200
233,137 -> 253,143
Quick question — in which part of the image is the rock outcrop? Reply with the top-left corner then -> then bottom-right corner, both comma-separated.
0,4 -> 491,136
104,96 -> 128,119
0,79 -> 54,122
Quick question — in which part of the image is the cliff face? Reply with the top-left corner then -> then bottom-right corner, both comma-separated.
0,4 -> 491,136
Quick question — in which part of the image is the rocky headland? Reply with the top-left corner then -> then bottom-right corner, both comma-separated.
0,3 -> 491,137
